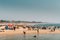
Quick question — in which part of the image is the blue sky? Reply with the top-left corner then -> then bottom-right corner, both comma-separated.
0,0 -> 60,23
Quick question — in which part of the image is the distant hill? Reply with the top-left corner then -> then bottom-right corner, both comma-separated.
0,20 -> 43,23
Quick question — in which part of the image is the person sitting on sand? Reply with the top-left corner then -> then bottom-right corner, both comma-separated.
50,26 -> 56,32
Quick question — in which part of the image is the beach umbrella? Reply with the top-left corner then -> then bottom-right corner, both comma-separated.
8,23 -> 14,27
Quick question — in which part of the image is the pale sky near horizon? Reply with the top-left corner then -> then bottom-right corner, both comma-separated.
0,0 -> 60,23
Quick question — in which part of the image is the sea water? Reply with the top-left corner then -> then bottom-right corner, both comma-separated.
1,34 -> 60,40
34,23 -> 60,27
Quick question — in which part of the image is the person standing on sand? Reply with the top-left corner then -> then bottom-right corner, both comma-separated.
23,31 -> 26,35
22,26 -> 26,37
23,27 -> 26,40
23,31 -> 26,40
13,26 -> 16,31
37,27 -> 39,34
53,27 -> 56,31
37,29 -> 39,34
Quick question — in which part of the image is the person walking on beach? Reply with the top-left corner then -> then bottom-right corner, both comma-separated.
23,28 -> 26,35
23,31 -> 26,40
23,27 -> 26,39
23,31 -> 26,35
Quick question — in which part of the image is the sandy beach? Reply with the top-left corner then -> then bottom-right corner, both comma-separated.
0,28 -> 60,36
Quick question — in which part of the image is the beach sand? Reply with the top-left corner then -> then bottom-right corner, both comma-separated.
0,28 -> 60,36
